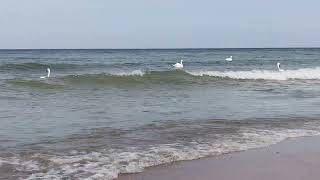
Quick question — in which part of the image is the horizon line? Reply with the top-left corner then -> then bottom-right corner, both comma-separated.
1,47 -> 320,50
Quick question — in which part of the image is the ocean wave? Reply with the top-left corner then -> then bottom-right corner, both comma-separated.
7,67 -> 320,89
1,125 -> 319,180
63,67 -> 320,82
61,70 -> 201,86
7,70 -> 201,88
187,67 -> 320,80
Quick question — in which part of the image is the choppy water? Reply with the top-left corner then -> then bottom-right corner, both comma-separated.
1,49 -> 320,179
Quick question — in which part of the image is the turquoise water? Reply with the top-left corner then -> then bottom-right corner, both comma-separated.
1,49 -> 320,179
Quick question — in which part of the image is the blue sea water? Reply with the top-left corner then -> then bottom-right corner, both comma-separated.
1,49 -> 320,179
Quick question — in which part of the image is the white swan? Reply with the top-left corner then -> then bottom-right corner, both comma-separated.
173,60 -> 183,69
40,68 -> 51,79
277,62 -> 284,72
225,56 -> 232,61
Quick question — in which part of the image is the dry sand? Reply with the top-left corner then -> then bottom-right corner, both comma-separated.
118,136 -> 320,180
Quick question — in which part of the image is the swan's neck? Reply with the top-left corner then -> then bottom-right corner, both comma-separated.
180,60 -> 183,64
277,63 -> 283,71
47,69 -> 51,77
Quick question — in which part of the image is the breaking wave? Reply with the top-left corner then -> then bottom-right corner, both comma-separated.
7,67 -> 320,89
188,67 -> 320,80
1,118 -> 320,179
7,70 -> 201,88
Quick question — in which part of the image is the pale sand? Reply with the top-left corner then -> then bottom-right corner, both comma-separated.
118,136 -> 320,180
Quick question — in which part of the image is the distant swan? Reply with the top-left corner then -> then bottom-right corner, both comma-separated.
277,62 -> 284,72
40,68 -> 51,79
225,56 -> 232,61
173,60 -> 183,69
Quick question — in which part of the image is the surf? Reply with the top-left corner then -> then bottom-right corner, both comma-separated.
187,67 -> 320,80
7,67 -> 320,89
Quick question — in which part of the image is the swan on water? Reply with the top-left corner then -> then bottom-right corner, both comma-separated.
225,56 -> 232,61
173,60 -> 183,69
277,62 -> 284,72
40,68 -> 51,79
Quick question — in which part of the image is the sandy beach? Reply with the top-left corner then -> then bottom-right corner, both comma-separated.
118,136 -> 320,180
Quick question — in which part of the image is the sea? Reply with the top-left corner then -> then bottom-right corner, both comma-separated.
1,48 -> 320,179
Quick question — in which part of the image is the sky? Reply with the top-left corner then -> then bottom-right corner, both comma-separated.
1,0 -> 320,49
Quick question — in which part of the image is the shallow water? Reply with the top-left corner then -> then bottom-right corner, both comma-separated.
1,49 -> 320,179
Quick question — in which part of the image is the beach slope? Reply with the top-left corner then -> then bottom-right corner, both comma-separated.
119,136 -> 320,180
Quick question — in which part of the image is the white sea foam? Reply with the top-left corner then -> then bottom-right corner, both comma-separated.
0,157 -> 40,171
188,67 -> 320,80
112,70 -> 145,76
0,127 -> 309,179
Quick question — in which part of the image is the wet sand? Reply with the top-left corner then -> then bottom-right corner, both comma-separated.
118,136 -> 320,180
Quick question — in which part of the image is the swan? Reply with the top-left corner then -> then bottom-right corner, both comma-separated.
225,56 -> 232,61
40,68 -> 51,79
173,60 -> 183,69
277,62 -> 284,72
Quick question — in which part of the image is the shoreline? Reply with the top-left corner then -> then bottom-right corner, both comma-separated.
118,136 -> 320,180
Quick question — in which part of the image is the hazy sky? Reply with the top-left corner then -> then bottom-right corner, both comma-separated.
1,0 -> 320,49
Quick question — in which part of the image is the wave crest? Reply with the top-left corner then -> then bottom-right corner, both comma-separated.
7,67 -> 320,89
188,67 -> 320,80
